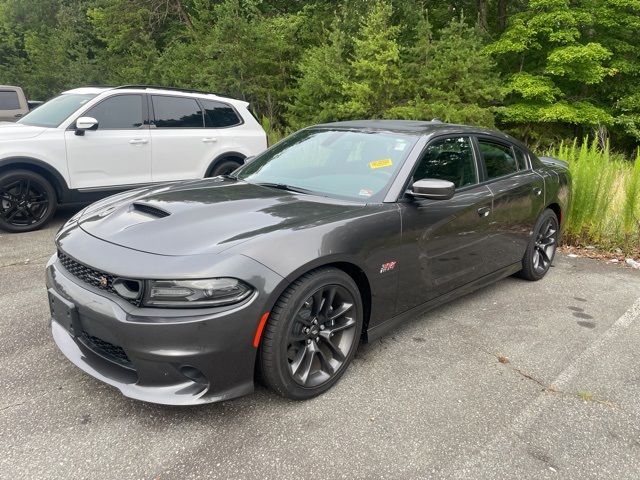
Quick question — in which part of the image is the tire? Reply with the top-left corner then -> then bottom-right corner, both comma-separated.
517,208 -> 559,281
0,169 -> 57,233
259,267 -> 363,400
207,159 -> 242,177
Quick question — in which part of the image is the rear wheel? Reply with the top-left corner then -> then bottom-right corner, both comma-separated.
207,159 -> 242,177
517,208 -> 559,281
0,170 -> 57,232
259,268 -> 363,400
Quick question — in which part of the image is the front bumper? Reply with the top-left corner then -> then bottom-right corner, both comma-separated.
46,243 -> 283,406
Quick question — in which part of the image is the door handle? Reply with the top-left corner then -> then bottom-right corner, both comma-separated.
13,113 -> 23,118
202,137 -> 218,143
129,138 -> 148,145
477,206 -> 491,217
533,187 -> 542,196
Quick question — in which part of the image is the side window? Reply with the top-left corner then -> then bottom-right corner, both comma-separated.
514,147 -> 529,170
0,90 -> 21,110
413,137 -> 477,189
478,140 -> 518,179
201,99 -> 241,128
152,96 -> 204,128
83,95 -> 143,129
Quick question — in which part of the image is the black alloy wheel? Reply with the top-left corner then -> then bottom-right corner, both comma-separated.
287,284 -> 357,387
518,208 -> 559,281
0,170 -> 57,233
533,216 -> 557,273
259,268 -> 363,400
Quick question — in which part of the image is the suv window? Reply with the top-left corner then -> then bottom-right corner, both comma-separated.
84,94 -> 143,129
0,90 -> 20,110
152,96 -> 204,128
201,99 -> 241,128
413,137 -> 477,189
478,140 -> 518,179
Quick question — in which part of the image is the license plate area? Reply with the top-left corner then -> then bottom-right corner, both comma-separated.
48,288 -> 80,336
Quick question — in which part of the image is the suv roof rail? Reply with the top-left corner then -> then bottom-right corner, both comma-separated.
111,84 -> 226,97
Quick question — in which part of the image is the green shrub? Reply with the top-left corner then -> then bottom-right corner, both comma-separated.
552,140 -> 640,254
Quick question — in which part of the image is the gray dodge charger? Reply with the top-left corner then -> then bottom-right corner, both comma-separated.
46,120 -> 571,405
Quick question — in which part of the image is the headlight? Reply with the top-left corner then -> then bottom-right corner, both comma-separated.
143,278 -> 253,308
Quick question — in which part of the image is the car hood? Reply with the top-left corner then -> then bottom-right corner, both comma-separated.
77,178 -> 363,256
0,122 -> 48,140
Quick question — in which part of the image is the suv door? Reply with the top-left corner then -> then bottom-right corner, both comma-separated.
475,137 -> 545,271
0,87 -> 28,122
397,136 -> 494,311
149,95 -> 235,182
64,94 -> 151,189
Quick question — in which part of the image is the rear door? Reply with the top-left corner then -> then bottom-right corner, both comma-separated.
397,136 -> 494,311
64,93 -> 151,189
475,137 -> 545,271
149,95 -> 230,182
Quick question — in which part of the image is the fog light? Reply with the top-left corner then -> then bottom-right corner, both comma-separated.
179,365 -> 208,385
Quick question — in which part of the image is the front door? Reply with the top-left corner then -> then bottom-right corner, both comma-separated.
65,94 -> 151,189
396,136 -> 493,313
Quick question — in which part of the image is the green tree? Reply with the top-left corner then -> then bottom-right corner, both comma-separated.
484,0 -> 639,145
340,1 -> 401,119
390,14 -> 502,126
286,22 -> 351,128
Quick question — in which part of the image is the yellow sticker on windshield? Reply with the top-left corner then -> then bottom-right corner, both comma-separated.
369,158 -> 393,169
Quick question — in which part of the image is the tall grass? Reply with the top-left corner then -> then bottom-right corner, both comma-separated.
552,139 -> 640,254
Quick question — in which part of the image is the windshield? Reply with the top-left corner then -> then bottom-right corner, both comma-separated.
237,129 -> 418,202
18,93 -> 97,128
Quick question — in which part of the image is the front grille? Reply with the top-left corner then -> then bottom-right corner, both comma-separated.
57,250 -> 141,306
80,331 -> 133,369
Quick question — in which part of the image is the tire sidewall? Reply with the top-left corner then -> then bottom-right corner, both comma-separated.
262,269 -> 363,400
0,170 -> 57,233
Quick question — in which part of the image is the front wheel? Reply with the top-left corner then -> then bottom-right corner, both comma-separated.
517,208 -> 559,281
0,170 -> 57,232
259,268 -> 363,400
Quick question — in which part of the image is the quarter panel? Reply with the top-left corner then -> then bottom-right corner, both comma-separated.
484,171 -> 545,269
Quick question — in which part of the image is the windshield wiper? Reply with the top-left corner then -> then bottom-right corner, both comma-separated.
254,182 -> 314,195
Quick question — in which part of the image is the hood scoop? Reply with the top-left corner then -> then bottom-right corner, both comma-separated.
131,202 -> 171,218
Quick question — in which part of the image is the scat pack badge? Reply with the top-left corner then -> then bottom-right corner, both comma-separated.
379,261 -> 397,273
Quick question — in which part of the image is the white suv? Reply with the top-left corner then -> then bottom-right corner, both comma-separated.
0,85 -> 267,232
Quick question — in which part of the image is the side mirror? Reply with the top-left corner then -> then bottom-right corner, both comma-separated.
75,116 -> 98,136
408,178 -> 455,200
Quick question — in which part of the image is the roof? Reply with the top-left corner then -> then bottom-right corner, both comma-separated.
313,119 -> 528,149
60,85 -> 245,106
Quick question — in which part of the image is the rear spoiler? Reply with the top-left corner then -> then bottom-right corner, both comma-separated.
539,156 -> 569,169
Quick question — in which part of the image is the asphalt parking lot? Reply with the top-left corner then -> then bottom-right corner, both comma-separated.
1,207 -> 640,480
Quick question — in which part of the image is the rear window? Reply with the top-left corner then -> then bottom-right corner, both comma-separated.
201,99 -> 242,128
478,140 -> 518,179
152,96 -> 204,128
0,90 -> 21,110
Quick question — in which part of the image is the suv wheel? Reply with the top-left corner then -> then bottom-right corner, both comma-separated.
208,159 -> 242,177
0,170 -> 57,232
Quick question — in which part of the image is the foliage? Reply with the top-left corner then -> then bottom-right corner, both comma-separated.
553,140 -> 640,253
1,0 -> 639,153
